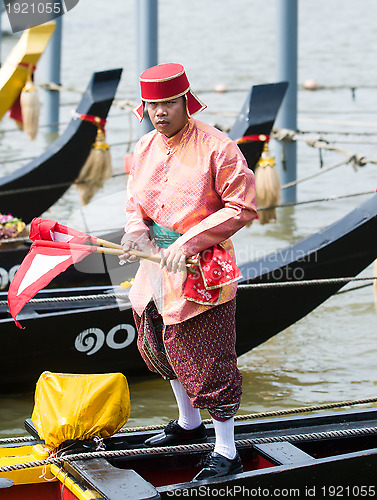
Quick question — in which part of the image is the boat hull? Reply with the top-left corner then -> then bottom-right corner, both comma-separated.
0,68 -> 122,224
1,408 -> 377,499
0,297 -> 144,391
228,81 -> 288,170
0,194 -> 377,392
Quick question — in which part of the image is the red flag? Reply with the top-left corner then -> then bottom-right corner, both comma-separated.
29,218 -> 96,245
8,241 -> 96,328
184,245 -> 242,305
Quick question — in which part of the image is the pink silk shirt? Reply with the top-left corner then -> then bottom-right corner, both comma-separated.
125,118 -> 257,325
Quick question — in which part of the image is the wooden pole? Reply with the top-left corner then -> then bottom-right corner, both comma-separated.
94,242 -> 197,266
96,237 -> 123,250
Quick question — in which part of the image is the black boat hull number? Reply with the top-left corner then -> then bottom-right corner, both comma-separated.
75,324 -> 136,355
0,266 -> 20,290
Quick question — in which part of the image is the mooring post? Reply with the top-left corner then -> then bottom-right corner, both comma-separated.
41,15 -> 62,134
136,0 -> 158,136
275,0 -> 298,203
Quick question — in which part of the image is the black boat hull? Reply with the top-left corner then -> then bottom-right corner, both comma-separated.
0,297 -> 142,391
237,192 -> 377,351
0,69 -> 122,224
229,81 -> 288,170
0,194 -> 376,392
2,408 -> 377,498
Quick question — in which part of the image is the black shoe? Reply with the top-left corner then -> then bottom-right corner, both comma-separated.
192,451 -> 243,481
144,420 -> 207,447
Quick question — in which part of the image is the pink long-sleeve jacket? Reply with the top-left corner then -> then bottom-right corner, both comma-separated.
125,118 -> 257,324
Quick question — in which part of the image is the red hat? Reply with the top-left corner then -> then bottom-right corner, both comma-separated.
133,63 -> 206,122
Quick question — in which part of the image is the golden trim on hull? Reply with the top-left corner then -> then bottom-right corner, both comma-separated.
0,23 -> 56,120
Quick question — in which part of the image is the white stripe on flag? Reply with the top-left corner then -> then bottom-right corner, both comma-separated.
17,254 -> 72,296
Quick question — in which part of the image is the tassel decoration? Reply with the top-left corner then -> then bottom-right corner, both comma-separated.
255,141 -> 281,224
76,116 -> 112,205
20,65 -> 40,141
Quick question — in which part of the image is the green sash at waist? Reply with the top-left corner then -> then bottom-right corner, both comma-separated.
149,222 -> 182,249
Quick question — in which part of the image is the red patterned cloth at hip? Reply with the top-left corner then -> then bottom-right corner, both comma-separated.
133,298 -> 242,421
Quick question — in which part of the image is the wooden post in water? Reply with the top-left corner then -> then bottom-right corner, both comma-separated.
275,0 -> 298,203
136,0 -> 158,136
41,15 -> 62,134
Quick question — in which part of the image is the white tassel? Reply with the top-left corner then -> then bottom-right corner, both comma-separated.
20,74 -> 40,141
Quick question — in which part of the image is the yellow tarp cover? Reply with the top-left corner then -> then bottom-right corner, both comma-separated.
32,371 -> 130,450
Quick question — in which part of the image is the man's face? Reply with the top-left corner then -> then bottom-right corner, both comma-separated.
147,97 -> 188,137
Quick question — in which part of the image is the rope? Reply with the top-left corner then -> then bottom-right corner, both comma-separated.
0,292 -> 130,307
34,81 -> 377,96
1,424 -> 377,474
272,127 -> 377,166
121,396 -> 377,433
281,158 -> 349,189
0,109 -> 130,136
336,282 -> 373,295
258,189 -> 375,210
237,276 -> 377,290
299,117 -> 377,129
298,130 -> 377,137
0,276 -> 376,308
0,139 -> 135,166
0,225 -> 124,246
38,81 -> 84,94
0,190 -> 373,241
298,84 -> 377,91
267,127 -> 377,190
0,187 -> 370,246
300,110 -> 377,116
326,139 -> 377,147
2,396 -> 377,447
0,170 -> 127,197
0,123 -> 375,201
235,425 -> 377,448
0,436 -> 35,445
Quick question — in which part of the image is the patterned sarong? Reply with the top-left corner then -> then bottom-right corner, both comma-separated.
133,298 -> 242,421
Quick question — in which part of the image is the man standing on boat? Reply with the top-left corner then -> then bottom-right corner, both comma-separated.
120,63 -> 257,481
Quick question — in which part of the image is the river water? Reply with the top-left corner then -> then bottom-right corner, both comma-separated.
0,0 -> 377,437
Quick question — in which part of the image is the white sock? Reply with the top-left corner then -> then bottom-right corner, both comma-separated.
170,379 -> 202,430
212,417 -> 237,460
